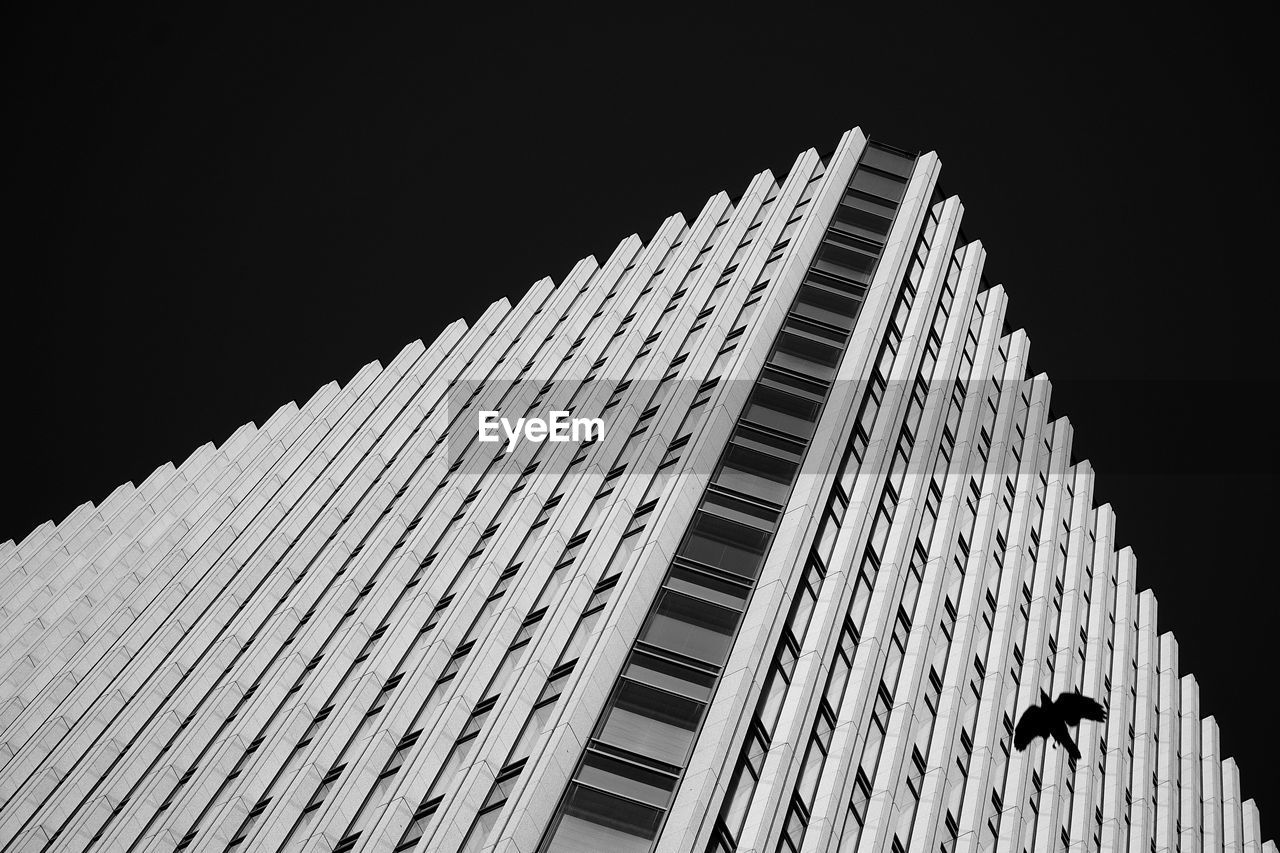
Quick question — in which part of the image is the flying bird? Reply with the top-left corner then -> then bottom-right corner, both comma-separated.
1014,690 -> 1107,762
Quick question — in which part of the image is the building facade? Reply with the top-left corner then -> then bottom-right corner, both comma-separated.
0,129 -> 1271,853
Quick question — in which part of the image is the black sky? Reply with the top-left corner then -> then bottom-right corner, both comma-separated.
3,5 -> 1275,833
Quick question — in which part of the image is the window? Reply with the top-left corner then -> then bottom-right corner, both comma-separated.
831,198 -> 892,242
639,590 -> 739,665
742,386 -> 820,439
679,512 -> 770,579
623,650 -> 715,702
559,608 -> 604,666
596,680 -> 702,766
793,279 -> 862,330
758,365 -> 827,402
701,488 -> 779,532
577,751 -> 676,808
713,442 -> 797,505
509,703 -> 553,767
850,167 -> 906,202
665,564 -> 750,610
768,327 -> 843,381
860,145 -> 915,179
539,148 -> 912,853
545,783 -> 663,853
458,807 -> 502,853
717,752 -> 760,844
759,641 -> 798,733
812,234 -> 879,285
507,666 -> 573,768
787,561 -> 823,641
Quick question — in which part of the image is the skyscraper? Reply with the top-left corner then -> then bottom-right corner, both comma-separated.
0,127 -> 1270,852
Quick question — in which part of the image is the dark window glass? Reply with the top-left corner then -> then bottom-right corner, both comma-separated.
701,488 -> 779,532
666,565 -> 750,610
850,168 -> 906,202
742,387 -> 820,439
714,443 -> 797,504
578,752 -> 676,808
769,330 -> 843,382
813,241 -> 876,285
548,784 -> 662,853
805,268 -> 868,299
794,281 -> 861,330
730,425 -> 805,464
597,681 -> 703,766
831,200 -> 892,242
624,651 -> 716,701
640,590 -> 739,664
758,367 -> 827,402
679,512 -> 770,578
825,230 -> 882,255
784,314 -> 847,345
860,146 -> 916,179
841,189 -> 897,220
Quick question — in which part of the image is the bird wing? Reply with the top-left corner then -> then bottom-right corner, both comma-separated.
1050,720 -> 1081,762
1054,691 -> 1107,725
1014,704 -> 1049,751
